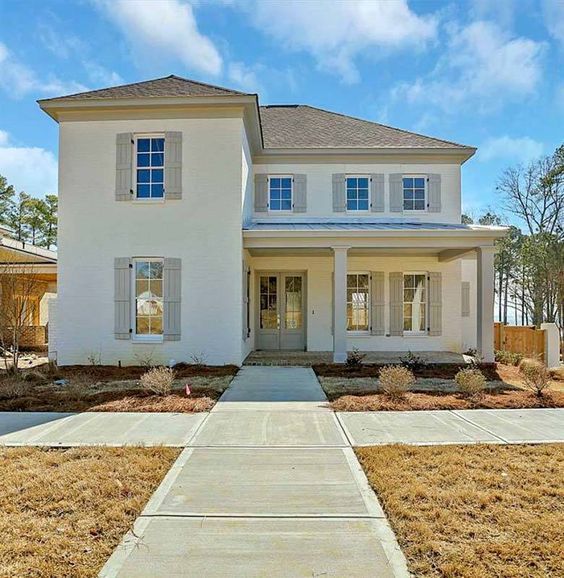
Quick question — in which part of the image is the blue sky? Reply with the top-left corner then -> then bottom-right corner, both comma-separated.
0,0 -> 562,222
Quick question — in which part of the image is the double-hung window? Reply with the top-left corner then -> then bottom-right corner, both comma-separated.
403,176 -> 426,211
133,258 -> 164,339
403,273 -> 426,334
268,176 -> 292,211
135,136 -> 165,199
346,176 -> 369,211
347,273 -> 370,332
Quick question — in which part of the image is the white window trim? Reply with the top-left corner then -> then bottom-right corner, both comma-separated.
346,271 -> 371,334
133,133 -> 166,202
402,174 -> 427,213
131,257 -> 164,343
403,271 -> 428,336
345,175 -> 370,213
267,174 -> 293,213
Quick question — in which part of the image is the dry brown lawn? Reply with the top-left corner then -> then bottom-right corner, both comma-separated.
0,447 -> 179,578
356,444 -> 564,578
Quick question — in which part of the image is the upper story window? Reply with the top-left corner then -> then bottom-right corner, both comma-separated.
346,176 -> 369,211
269,176 -> 292,211
404,273 -> 426,334
347,273 -> 369,332
403,176 -> 426,211
133,258 -> 163,339
136,136 -> 165,199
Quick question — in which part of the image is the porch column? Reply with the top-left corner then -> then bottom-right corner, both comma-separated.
477,245 -> 495,363
332,246 -> 349,363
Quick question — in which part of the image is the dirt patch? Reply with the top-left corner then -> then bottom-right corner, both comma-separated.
0,446 -> 179,578
331,390 -> 564,411
356,444 -> 564,578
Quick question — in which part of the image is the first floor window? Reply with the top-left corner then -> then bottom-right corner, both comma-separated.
403,176 -> 426,211
136,136 -> 164,199
347,273 -> 369,331
346,176 -> 369,211
134,259 -> 163,336
404,273 -> 426,333
269,176 -> 292,211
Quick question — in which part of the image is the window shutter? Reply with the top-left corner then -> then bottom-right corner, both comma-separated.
428,173 -> 441,213
428,272 -> 442,336
370,174 -> 385,212
293,174 -> 307,213
165,131 -> 182,200
389,272 -> 403,336
461,281 -> 470,317
114,257 -> 131,339
330,272 -> 334,335
242,262 -> 249,340
370,272 -> 385,335
332,173 -> 346,212
163,258 -> 182,341
115,133 -> 133,201
389,174 -> 403,213
254,174 -> 268,212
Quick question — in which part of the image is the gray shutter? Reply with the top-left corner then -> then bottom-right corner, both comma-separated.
332,173 -> 346,212
114,257 -> 131,339
370,174 -> 385,212
389,272 -> 403,336
428,173 -> 441,213
165,131 -> 182,200
242,262 -> 249,340
163,258 -> 181,341
428,272 -> 442,336
370,272 -> 385,335
461,281 -> 470,317
254,174 -> 268,212
389,173 -> 403,213
115,133 -> 133,201
293,174 -> 307,213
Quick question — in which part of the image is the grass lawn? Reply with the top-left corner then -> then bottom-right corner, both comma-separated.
0,447 -> 179,577
356,444 -> 564,578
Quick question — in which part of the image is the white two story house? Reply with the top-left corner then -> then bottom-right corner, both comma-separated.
39,75 -> 505,366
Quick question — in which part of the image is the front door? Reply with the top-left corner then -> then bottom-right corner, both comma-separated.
257,273 -> 305,350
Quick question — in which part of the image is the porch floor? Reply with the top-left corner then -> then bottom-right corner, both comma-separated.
244,350 -> 468,366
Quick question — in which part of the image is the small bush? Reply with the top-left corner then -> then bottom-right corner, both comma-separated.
140,366 -> 175,396
135,350 -> 156,369
519,359 -> 550,397
455,368 -> 487,397
379,365 -> 415,400
22,370 -> 48,384
495,350 -> 523,366
345,348 -> 366,369
400,350 -> 426,372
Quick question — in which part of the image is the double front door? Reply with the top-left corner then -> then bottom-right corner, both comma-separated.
257,272 -> 305,350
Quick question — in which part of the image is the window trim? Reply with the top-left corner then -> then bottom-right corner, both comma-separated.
345,175 -> 370,213
131,257 -> 164,342
133,133 -> 165,202
267,174 -> 293,213
403,271 -> 428,336
346,271 -> 371,334
402,174 -> 427,213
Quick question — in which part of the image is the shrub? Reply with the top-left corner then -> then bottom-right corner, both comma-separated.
495,350 -> 523,366
379,365 -> 415,400
455,368 -> 487,397
345,348 -> 365,369
399,350 -> 426,372
140,366 -> 175,396
519,359 -> 550,397
22,370 -> 48,384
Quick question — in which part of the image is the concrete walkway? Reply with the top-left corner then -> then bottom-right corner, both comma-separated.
99,367 -> 409,577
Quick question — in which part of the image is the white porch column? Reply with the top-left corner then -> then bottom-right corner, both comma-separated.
477,246 -> 496,363
332,246 -> 349,363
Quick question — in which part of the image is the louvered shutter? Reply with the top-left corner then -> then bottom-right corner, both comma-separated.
389,173 -> 403,213
370,272 -> 385,335
370,174 -> 385,212
163,258 -> 181,341
293,174 -> 307,213
428,272 -> 442,336
389,272 -> 403,336
428,173 -> 441,213
461,281 -> 470,317
115,133 -> 133,201
114,257 -> 131,339
242,263 -> 249,340
254,174 -> 268,212
332,173 -> 346,212
164,131 -> 182,199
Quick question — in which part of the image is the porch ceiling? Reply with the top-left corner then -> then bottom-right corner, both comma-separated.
247,247 -> 465,258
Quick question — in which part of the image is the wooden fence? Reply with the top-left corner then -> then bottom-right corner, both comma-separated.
494,322 -> 545,362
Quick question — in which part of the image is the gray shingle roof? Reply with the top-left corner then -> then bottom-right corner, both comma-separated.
38,75 -> 252,102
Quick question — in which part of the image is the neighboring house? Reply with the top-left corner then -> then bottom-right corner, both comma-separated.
0,226 -> 57,348
38,75 -> 505,366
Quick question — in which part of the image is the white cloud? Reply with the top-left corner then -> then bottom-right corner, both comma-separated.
38,23 -> 86,59
479,136 -> 544,164
83,61 -> 124,86
94,0 -> 222,76
242,0 -> 437,83
393,21 -> 545,112
543,0 -> 564,44
0,132 -> 58,196
227,61 -> 262,93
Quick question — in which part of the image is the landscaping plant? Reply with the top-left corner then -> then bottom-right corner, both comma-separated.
399,350 -> 426,372
495,349 -> 523,366
379,365 -> 415,400
519,358 -> 550,397
140,366 -> 175,396
345,347 -> 366,369
454,368 -> 486,397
